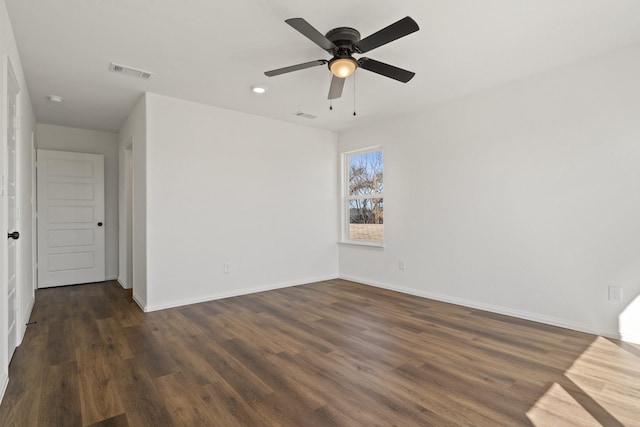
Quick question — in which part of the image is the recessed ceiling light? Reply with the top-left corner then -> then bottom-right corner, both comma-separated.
250,85 -> 267,94
47,95 -> 63,103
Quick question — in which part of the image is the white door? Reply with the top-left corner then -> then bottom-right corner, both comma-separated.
37,150 -> 105,288
6,61 -> 20,360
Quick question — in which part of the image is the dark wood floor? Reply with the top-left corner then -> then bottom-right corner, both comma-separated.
1,279 -> 639,426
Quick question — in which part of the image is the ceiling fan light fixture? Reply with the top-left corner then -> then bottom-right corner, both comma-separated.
329,57 -> 357,78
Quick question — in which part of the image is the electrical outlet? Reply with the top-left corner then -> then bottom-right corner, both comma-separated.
224,263 -> 231,274
398,260 -> 406,270
608,286 -> 622,302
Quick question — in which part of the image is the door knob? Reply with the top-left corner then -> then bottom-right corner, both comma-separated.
8,231 -> 19,240
97,222 -> 103,227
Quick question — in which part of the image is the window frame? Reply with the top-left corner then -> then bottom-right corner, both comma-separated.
340,146 -> 385,248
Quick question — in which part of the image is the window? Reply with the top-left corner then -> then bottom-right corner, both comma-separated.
342,147 -> 384,246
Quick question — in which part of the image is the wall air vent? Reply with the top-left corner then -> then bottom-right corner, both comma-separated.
293,111 -> 317,119
109,62 -> 154,80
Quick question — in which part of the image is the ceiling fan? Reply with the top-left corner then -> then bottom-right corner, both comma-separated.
264,16 -> 419,100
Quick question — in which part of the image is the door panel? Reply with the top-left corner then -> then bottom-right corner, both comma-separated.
48,229 -> 94,247
48,182 -> 94,200
48,206 -> 94,223
37,150 -> 105,288
6,60 -> 19,360
49,252 -> 95,271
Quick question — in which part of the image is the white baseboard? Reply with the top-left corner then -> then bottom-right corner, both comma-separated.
116,278 -> 131,290
132,293 -> 146,312
144,275 -> 339,312
339,274 -> 638,344
17,296 -> 35,347
0,374 -> 8,407
619,331 -> 640,344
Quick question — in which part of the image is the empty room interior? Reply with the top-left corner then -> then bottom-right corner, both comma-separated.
1,0 -> 640,425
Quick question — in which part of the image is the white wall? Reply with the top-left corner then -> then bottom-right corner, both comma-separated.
36,124 -> 119,280
0,0 -> 36,403
338,44 -> 640,343
118,94 -> 146,307
143,93 -> 338,310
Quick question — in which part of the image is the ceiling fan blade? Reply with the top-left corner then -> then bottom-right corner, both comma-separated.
328,75 -> 345,99
285,18 -> 336,52
265,60 -> 327,77
358,58 -> 415,83
354,16 -> 419,54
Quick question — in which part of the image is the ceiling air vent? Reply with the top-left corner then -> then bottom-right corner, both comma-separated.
109,62 -> 154,80
293,111 -> 317,119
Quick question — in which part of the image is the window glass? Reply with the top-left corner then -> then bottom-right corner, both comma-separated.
348,151 -> 383,196
344,148 -> 383,244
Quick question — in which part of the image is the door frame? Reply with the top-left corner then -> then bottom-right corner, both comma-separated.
30,131 -> 36,298
4,56 -> 21,363
118,137 -> 134,290
125,141 -> 133,289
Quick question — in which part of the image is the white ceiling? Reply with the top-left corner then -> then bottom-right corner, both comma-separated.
6,0 -> 640,133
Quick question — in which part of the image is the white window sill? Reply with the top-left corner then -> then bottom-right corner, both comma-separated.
338,241 -> 385,248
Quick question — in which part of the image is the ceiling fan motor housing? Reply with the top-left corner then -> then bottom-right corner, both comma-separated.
325,27 -> 361,53
325,27 -> 361,74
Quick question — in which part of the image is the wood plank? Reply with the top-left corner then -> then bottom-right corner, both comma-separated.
153,373 -> 219,426
38,361 -> 82,426
86,413 -> 129,427
199,381 -> 265,426
76,344 -> 126,425
111,356 -> 175,426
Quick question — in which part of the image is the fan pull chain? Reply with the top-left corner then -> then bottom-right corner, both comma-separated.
330,98 -> 333,111
353,72 -> 357,116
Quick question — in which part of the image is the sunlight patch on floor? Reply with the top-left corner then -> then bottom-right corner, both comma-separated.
564,336 -> 640,426
526,383 -> 600,427
529,336 -> 640,426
